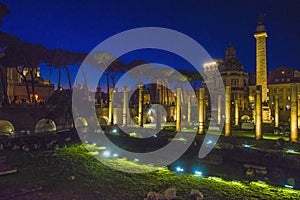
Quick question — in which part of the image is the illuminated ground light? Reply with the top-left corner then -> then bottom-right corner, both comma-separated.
242,144 -> 251,148
285,148 -> 299,154
175,165 -> 184,173
193,170 -> 203,176
85,140 -> 88,144
102,150 -> 111,157
134,158 -> 140,162
284,184 -> 294,189
206,139 -> 213,144
93,142 -> 97,146
113,153 -> 119,158
112,128 -> 118,134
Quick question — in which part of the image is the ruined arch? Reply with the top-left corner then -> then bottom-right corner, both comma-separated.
0,120 -> 14,134
75,117 -> 88,127
35,119 -> 56,133
99,117 -> 109,125
241,115 -> 251,122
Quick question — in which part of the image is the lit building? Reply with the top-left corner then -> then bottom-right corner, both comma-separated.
6,67 -> 54,103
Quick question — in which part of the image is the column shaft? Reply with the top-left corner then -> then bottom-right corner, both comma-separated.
176,88 -> 182,132
275,95 -> 279,128
235,100 -> 239,126
187,96 -> 191,123
217,95 -> 222,124
198,88 -> 205,134
255,86 -> 262,139
290,84 -> 298,142
123,86 -> 128,126
108,87 -> 114,125
225,86 -> 231,136
138,85 -> 144,127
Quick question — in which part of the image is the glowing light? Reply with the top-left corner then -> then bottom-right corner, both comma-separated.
206,139 -> 213,145
112,128 -> 118,133
203,61 -> 217,67
103,150 -> 111,157
242,144 -> 251,148
85,140 -> 88,144
134,158 -> 139,162
113,153 -> 119,158
194,170 -> 203,176
92,142 -> 96,146
175,166 -> 184,173
286,149 -> 296,153
284,184 -> 294,189
129,132 -> 137,137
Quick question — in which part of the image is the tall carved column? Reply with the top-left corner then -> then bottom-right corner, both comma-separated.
254,15 -> 268,103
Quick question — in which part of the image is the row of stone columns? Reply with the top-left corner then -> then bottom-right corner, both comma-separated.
108,84 -> 299,142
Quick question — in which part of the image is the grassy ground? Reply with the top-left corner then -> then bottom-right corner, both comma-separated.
1,144 -> 300,200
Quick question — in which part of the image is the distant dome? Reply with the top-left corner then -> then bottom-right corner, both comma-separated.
219,44 -> 244,72
219,59 -> 244,72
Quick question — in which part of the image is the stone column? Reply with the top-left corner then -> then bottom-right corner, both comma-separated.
96,87 -> 102,107
138,84 -> 144,127
225,86 -> 231,136
217,95 -> 222,124
255,86 -> 262,140
113,108 -> 118,125
290,84 -> 298,142
298,94 -> 300,129
275,95 -> 279,128
187,96 -> 191,123
156,88 -> 161,130
235,100 -> 239,126
198,88 -> 205,134
176,88 -> 182,132
108,87 -> 114,125
122,86 -> 128,126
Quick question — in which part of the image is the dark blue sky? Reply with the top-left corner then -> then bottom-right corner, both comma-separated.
1,0 -> 300,87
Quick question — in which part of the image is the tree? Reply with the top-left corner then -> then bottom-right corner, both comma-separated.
0,3 -> 9,26
0,42 -> 32,103
0,32 -> 22,104
45,49 -> 86,90
178,69 -> 203,91
21,42 -> 47,103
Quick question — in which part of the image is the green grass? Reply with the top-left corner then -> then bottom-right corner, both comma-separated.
1,144 -> 300,199
232,131 -> 290,141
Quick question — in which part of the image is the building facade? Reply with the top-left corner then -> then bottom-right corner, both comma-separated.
6,67 -> 54,103
203,44 -> 249,110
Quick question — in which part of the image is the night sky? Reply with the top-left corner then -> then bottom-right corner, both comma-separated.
1,0 -> 300,87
